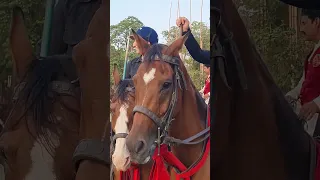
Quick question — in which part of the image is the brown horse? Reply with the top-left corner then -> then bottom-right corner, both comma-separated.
0,6 -> 80,180
110,65 -> 153,179
211,0 -> 314,180
124,30 -> 210,179
71,0 -> 111,179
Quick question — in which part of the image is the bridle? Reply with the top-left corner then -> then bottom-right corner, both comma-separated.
211,6 -> 248,91
109,82 -> 134,180
132,53 -> 210,154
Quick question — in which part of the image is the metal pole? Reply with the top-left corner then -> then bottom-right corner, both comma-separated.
190,0 -> 191,22
169,0 -> 172,34
122,34 -> 131,79
40,0 -> 54,57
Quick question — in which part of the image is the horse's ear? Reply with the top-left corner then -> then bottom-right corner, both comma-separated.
166,31 -> 190,56
131,29 -> 150,55
10,7 -> 35,80
112,64 -> 121,86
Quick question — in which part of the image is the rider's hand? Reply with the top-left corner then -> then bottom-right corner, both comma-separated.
176,17 -> 190,32
298,101 -> 320,121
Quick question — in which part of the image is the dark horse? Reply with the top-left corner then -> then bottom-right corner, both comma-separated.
211,0 -> 315,180
0,6 -> 80,180
0,1 -> 110,179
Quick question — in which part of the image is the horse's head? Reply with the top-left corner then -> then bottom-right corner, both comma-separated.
0,7 -> 80,180
110,65 -> 135,171
125,29 -> 190,164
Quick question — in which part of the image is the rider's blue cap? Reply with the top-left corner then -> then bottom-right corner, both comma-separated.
130,26 -> 158,45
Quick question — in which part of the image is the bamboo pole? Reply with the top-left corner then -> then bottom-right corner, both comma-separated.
200,0 -> 204,74
176,0 -> 180,39
122,33 -> 131,79
169,0 -> 172,38
190,0 -> 191,22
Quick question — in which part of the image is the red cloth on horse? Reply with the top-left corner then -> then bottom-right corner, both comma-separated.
120,164 -> 140,180
203,75 -> 211,95
300,47 -> 320,105
149,105 -> 211,180
120,104 -> 211,180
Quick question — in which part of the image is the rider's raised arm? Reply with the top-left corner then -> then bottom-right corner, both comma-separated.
183,29 -> 210,65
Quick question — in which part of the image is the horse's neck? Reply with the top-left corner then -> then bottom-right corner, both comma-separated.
169,78 -> 207,167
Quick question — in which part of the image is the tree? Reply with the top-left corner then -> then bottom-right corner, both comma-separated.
110,16 -> 144,84
162,21 -> 210,90
237,0 -> 312,92
0,0 -> 45,83
110,16 -> 143,50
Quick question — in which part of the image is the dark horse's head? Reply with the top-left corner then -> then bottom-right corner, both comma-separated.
211,0 -> 312,180
0,7 -> 80,180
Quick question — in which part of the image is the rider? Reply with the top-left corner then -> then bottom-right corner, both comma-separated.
286,9 -> 320,135
45,0 -> 101,56
124,26 -> 159,79
176,17 -> 210,65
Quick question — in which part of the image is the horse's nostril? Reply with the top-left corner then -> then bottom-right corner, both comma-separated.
134,140 -> 145,153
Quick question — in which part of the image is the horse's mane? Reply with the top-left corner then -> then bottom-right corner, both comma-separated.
143,43 -> 168,65
219,0 -> 311,177
114,79 -> 134,103
4,55 -> 72,155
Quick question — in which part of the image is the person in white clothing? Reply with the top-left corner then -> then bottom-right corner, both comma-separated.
286,9 -> 320,136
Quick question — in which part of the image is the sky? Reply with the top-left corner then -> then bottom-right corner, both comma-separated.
110,0 -> 210,44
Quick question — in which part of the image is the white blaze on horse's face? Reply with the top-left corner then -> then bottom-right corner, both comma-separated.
112,104 -> 131,171
143,68 -> 156,85
25,131 -> 59,180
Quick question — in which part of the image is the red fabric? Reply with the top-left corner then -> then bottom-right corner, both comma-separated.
315,140 -> 320,180
119,164 -> 140,180
149,105 -> 211,180
300,47 -> 320,105
203,75 -> 211,95
149,144 -> 188,180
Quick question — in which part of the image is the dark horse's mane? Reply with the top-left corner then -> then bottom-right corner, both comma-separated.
252,45 -> 311,178
114,79 -> 134,103
3,55 -> 77,155
217,1 -> 312,178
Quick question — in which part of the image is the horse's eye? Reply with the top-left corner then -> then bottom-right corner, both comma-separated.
161,81 -> 172,91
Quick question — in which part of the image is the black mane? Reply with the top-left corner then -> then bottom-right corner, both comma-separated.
114,79 -> 134,103
143,43 -> 168,65
4,55 -> 77,154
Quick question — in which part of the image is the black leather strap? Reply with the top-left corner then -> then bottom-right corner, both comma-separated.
72,139 -> 110,170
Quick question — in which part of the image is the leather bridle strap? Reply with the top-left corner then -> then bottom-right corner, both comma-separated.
132,105 -> 163,129
72,139 -> 110,170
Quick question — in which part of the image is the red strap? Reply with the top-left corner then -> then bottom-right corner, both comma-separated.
176,140 -> 210,179
149,105 -> 211,179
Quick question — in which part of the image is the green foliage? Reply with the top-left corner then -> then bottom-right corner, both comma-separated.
110,17 -> 210,90
0,0 -> 45,82
239,0 -> 312,92
161,21 -> 210,89
110,16 -> 143,84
